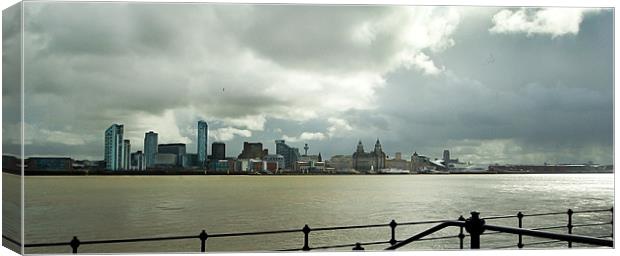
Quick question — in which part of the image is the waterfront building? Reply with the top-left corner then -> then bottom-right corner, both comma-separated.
155,153 -> 178,168
158,143 -> 186,168
144,131 -> 158,169
386,152 -> 410,170
210,159 -> 230,173
352,139 -> 386,172
263,154 -> 285,172
197,120 -> 208,166
122,139 -> 131,170
25,157 -> 73,172
327,155 -> 353,170
275,140 -> 301,169
293,160 -> 326,173
104,124 -> 124,171
249,159 -> 264,172
443,149 -> 450,169
130,151 -> 145,171
211,142 -> 226,160
238,142 -> 264,159
236,159 -> 250,172
411,152 -> 435,172
183,153 -> 198,168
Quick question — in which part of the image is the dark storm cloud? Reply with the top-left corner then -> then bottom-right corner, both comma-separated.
362,8 -> 613,164
9,3 -> 613,164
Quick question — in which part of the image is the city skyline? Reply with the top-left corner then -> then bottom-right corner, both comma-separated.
2,3 -> 613,165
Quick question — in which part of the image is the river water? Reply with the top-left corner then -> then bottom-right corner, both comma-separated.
4,173 -> 614,253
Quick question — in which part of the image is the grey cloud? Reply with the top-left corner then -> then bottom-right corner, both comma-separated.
8,3 -> 612,165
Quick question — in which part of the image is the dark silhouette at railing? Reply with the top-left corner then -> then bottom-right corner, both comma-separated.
2,207 -> 612,253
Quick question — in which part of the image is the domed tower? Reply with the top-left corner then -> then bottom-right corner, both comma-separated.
356,140 -> 365,153
374,138 -> 383,153
373,138 -> 386,169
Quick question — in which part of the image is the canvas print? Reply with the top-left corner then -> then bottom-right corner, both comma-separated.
1,1 -> 615,254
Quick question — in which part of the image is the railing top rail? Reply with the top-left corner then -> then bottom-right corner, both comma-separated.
311,223 -> 389,231
210,228 -> 301,238
399,219 -> 456,225
484,224 -> 613,247
484,207 -> 612,220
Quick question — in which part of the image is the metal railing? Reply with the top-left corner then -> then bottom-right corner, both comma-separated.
2,207 -> 613,253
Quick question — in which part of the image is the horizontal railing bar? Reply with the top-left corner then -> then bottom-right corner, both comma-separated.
311,240 -> 392,250
311,223 -> 389,231
484,224 -> 613,247
492,233 -> 614,249
210,228 -> 301,238
398,219 -> 455,226
482,208 -> 611,220
2,235 -> 22,246
26,234 -> 199,247
522,211 -> 567,217
24,242 -> 70,247
484,215 -> 519,220
79,235 -> 198,245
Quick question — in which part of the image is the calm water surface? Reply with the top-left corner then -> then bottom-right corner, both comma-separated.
9,174 -> 614,253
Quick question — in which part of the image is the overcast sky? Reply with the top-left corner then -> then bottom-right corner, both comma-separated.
2,2 -> 613,164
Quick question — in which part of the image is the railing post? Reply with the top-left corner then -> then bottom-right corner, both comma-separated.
458,215 -> 465,249
199,230 -> 208,253
464,211 -> 485,249
302,224 -> 311,251
352,242 -> 365,251
517,212 -> 524,249
70,236 -> 80,254
389,220 -> 398,245
567,209 -> 573,248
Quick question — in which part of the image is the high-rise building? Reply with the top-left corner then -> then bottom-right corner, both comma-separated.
122,139 -> 130,170
212,142 -> 226,160
158,143 -> 186,167
197,120 -> 208,166
104,124 -> 124,171
238,142 -> 264,159
443,149 -> 450,168
275,140 -> 300,169
130,150 -> 145,171
144,131 -> 158,168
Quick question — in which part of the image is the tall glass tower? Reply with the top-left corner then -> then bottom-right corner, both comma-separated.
144,131 -> 158,168
104,124 -> 124,171
197,120 -> 208,166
